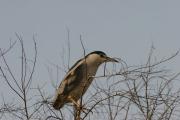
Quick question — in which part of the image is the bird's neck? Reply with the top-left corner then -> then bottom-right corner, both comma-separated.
86,62 -> 101,77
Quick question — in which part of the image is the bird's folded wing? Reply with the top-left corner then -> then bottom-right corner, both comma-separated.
57,63 -> 85,95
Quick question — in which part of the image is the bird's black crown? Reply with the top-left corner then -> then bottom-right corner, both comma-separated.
87,51 -> 107,57
68,51 -> 106,71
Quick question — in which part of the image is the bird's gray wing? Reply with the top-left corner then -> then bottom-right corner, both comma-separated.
57,62 -> 85,95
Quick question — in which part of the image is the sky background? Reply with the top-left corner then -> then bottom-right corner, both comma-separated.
0,0 -> 180,118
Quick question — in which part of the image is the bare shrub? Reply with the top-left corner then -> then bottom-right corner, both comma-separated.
0,36 -> 180,120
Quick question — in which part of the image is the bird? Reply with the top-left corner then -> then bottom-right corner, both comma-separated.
52,51 -> 118,110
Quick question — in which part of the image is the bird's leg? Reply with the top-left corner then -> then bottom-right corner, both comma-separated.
68,96 -> 81,108
68,97 -> 82,120
76,100 -> 93,114
69,98 -> 80,107
68,96 -> 92,115
68,97 -> 88,114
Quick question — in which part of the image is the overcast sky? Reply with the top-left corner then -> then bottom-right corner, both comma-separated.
0,0 -> 180,116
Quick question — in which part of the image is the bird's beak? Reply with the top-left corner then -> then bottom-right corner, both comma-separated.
105,56 -> 119,62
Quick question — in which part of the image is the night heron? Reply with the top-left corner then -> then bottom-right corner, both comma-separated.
53,51 -> 118,110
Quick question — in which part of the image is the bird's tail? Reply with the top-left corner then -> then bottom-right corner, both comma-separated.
52,95 -> 65,110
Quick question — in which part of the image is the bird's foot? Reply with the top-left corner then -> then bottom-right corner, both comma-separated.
76,104 -> 93,114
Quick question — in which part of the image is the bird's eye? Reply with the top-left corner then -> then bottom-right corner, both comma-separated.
100,54 -> 105,57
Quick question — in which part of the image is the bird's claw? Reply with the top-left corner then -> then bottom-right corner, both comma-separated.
76,104 -> 93,114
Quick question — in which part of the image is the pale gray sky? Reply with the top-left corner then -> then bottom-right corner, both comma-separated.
0,0 -> 180,119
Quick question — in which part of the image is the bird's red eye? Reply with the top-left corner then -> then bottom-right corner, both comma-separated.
100,54 -> 104,57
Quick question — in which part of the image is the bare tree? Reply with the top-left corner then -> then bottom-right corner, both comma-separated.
0,34 -> 37,120
0,35 -> 180,120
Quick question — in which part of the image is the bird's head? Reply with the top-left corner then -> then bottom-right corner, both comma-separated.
86,51 -> 119,65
